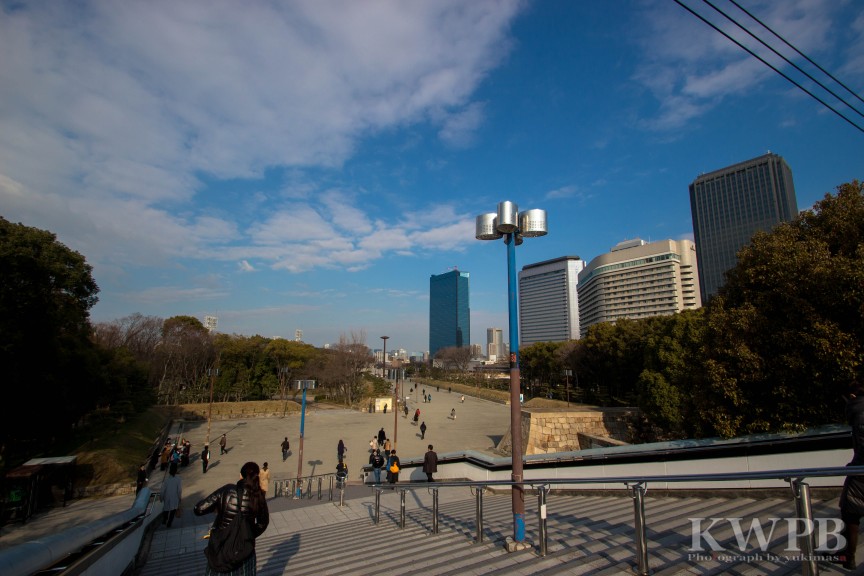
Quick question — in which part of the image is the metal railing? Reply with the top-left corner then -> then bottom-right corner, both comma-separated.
272,473 -> 337,501
370,466 -> 864,576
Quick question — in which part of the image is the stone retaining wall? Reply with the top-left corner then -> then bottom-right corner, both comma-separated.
496,407 -> 638,455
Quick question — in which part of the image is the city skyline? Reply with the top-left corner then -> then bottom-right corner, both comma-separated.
1,1 -> 862,354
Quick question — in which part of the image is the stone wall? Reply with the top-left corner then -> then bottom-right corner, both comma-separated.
496,407 -> 638,455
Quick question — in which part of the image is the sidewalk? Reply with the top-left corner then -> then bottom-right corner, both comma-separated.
0,387 -> 509,548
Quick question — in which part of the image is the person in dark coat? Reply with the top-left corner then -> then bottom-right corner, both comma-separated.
136,465 -> 148,494
377,427 -> 386,446
387,450 -> 401,484
201,444 -> 210,474
337,439 -> 346,462
194,461 -> 270,575
281,437 -> 290,462
219,434 -> 227,455
423,445 -> 438,482
420,421 -> 427,440
837,381 -> 864,569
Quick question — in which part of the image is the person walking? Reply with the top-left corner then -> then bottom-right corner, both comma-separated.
281,437 -> 290,462
377,427 -> 386,447
423,445 -> 439,482
219,434 -> 227,455
369,449 -> 385,484
259,462 -> 271,498
413,408 -> 420,425
337,439 -> 346,462
161,462 -> 182,528
201,444 -> 210,474
383,438 -> 391,454
420,421 -> 427,440
370,437 -> 378,452
387,450 -> 401,484
194,462 -> 270,574
460,394 -> 465,403
136,465 -> 148,495
450,408 -> 456,420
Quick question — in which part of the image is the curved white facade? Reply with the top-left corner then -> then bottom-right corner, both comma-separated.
577,239 -> 701,337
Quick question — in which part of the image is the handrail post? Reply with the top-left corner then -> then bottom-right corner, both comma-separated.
374,488 -> 381,524
290,479 -> 297,499
318,476 -> 323,500
307,478 -> 313,499
400,489 -> 407,529
538,485 -> 548,557
629,482 -> 650,576
329,475 -> 334,500
475,486 -> 485,543
432,488 -> 439,534
791,479 -> 819,576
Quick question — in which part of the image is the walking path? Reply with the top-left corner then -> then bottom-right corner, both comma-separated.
0,383 -> 508,549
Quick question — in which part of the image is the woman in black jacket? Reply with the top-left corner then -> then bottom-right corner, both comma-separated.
194,461 -> 270,575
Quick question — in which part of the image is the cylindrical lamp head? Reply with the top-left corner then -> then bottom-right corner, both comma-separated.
475,213 -> 503,240
519,209 -> 548,237
496,201 -> 519,233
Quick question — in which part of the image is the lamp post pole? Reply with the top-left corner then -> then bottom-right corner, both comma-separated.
206,362 -> 220,447
382,336 -> 397,449
295,379 -> 315,498
476,201 -> 547,545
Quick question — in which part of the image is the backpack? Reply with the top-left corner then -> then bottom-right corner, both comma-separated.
389,461 -> 400,473
204,485 -> 255,572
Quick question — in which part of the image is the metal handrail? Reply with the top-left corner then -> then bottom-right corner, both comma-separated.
370,466 -> 864,576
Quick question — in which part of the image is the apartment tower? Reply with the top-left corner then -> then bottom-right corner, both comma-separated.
689,152 -> 797,302
518,256 -> 585,346
428,269 -> 470,358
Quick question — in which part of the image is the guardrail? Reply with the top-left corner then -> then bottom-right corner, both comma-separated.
369,466 -> 864,576
273,473 -> 338,501
0,488 -> 161,576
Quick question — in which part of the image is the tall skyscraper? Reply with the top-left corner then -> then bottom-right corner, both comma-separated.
518,256 -> 585,345
689,152 -> 797,302
578,239 -> 701,337
429,269 -> 470,358
486,328 -> 504,360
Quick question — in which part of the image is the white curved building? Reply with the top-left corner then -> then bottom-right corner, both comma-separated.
577,239 -> 701,337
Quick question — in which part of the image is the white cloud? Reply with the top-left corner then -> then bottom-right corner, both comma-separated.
0,0 -> 525,273
633,0 -> 846,131
238,260 -> 255,272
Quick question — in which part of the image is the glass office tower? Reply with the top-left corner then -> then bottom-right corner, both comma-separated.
689,152 -> 797,302
429,269 -> 470,358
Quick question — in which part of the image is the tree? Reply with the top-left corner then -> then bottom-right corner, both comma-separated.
434,346 -> 472,380
155,315 -> 214,404
318,331 -> 372,405
695,181 -> 864,436
0,217 -> 100,451
520,341 -> 565,399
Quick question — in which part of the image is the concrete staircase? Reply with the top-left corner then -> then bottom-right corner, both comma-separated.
139,489 -> 854,575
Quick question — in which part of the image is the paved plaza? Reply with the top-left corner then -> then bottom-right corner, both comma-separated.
0,384 -> 510,548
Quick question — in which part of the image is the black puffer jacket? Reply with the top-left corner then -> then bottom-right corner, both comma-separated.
194,481 -> 269,537
849,395 -> 864,466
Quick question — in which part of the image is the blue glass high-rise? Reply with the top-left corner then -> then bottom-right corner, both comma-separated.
428,269 -> 470,359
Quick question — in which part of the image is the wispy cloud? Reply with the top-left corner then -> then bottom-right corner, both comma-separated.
632,0 -> 845,131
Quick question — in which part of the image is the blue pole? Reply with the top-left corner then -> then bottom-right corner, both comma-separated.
296,385 -> 307,498
505,232 -> 525,541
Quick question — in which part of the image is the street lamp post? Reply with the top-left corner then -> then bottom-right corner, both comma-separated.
476,201 -> 547,545
382,336 -> 397,449
294,379 -> 316,498
206,363 -> 220,447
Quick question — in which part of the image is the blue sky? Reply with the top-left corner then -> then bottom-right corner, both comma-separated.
1,0 -> 862,355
